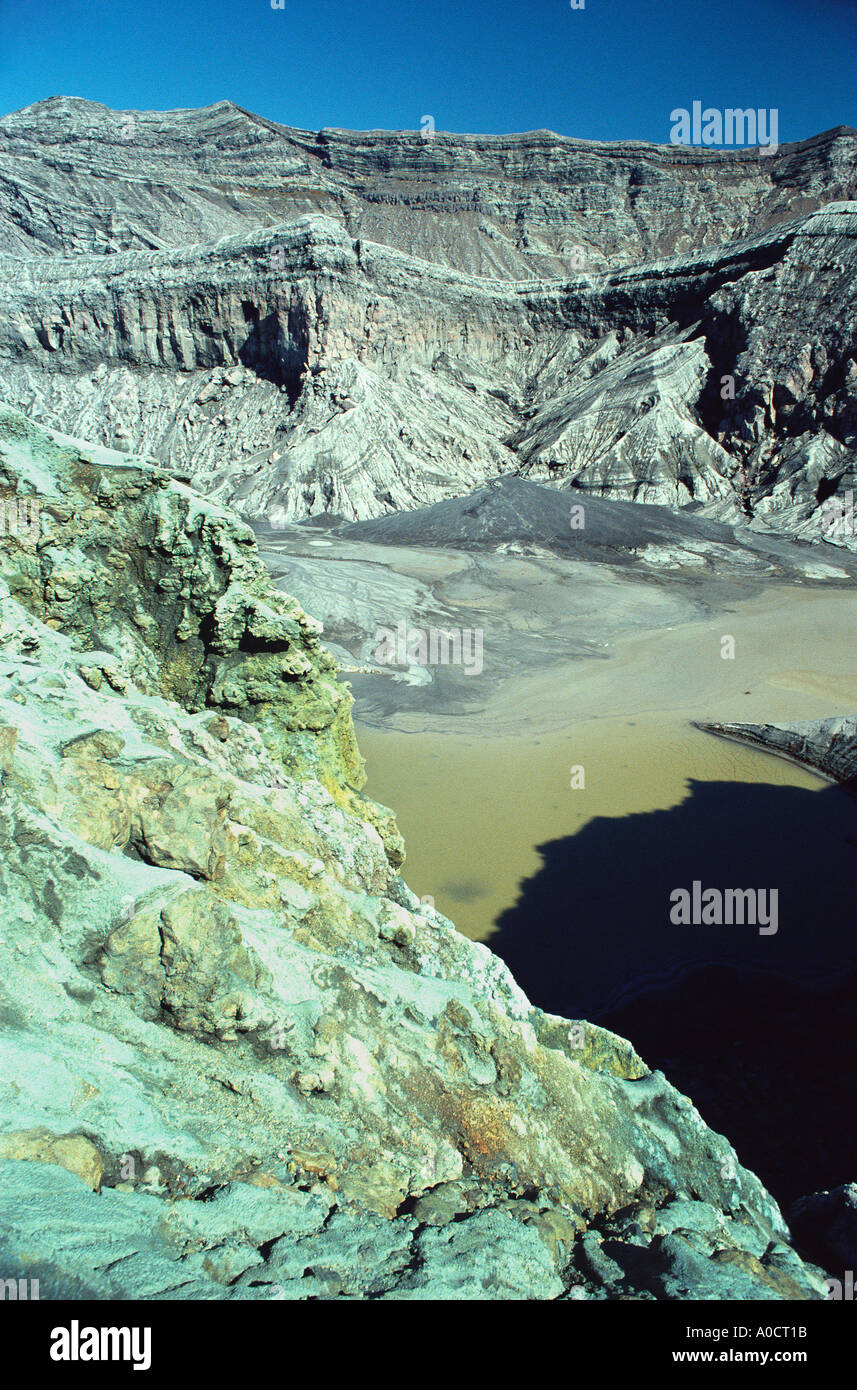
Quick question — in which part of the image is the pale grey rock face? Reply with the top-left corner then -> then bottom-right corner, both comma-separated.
0,98 -> 854,538
1,98 -> 853,269
697,714 -> 857,785
0,408 -> 833,1300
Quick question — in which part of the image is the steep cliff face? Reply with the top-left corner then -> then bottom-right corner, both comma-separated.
0,98 -> 855,540
1,97 -> 854,271
0,405 -> 390,833
0,409 -> 832,1299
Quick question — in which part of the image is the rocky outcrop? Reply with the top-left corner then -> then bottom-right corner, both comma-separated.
0,404 -> 401,840
0,407 -> 832,1299
697,714 -> 857,785
0,98 -> 855,539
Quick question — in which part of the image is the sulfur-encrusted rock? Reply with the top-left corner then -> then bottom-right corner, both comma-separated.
0,405 -> 388,852
0,1130 -> 103,1192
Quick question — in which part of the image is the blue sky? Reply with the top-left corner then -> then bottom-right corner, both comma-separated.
0,0 -> 854,143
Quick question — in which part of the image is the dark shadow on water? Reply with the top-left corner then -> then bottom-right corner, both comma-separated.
603,966 -> 857,1209
491,777 -> 857,1205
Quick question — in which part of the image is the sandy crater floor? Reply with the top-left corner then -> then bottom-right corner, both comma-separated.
257,521 -> 857,949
